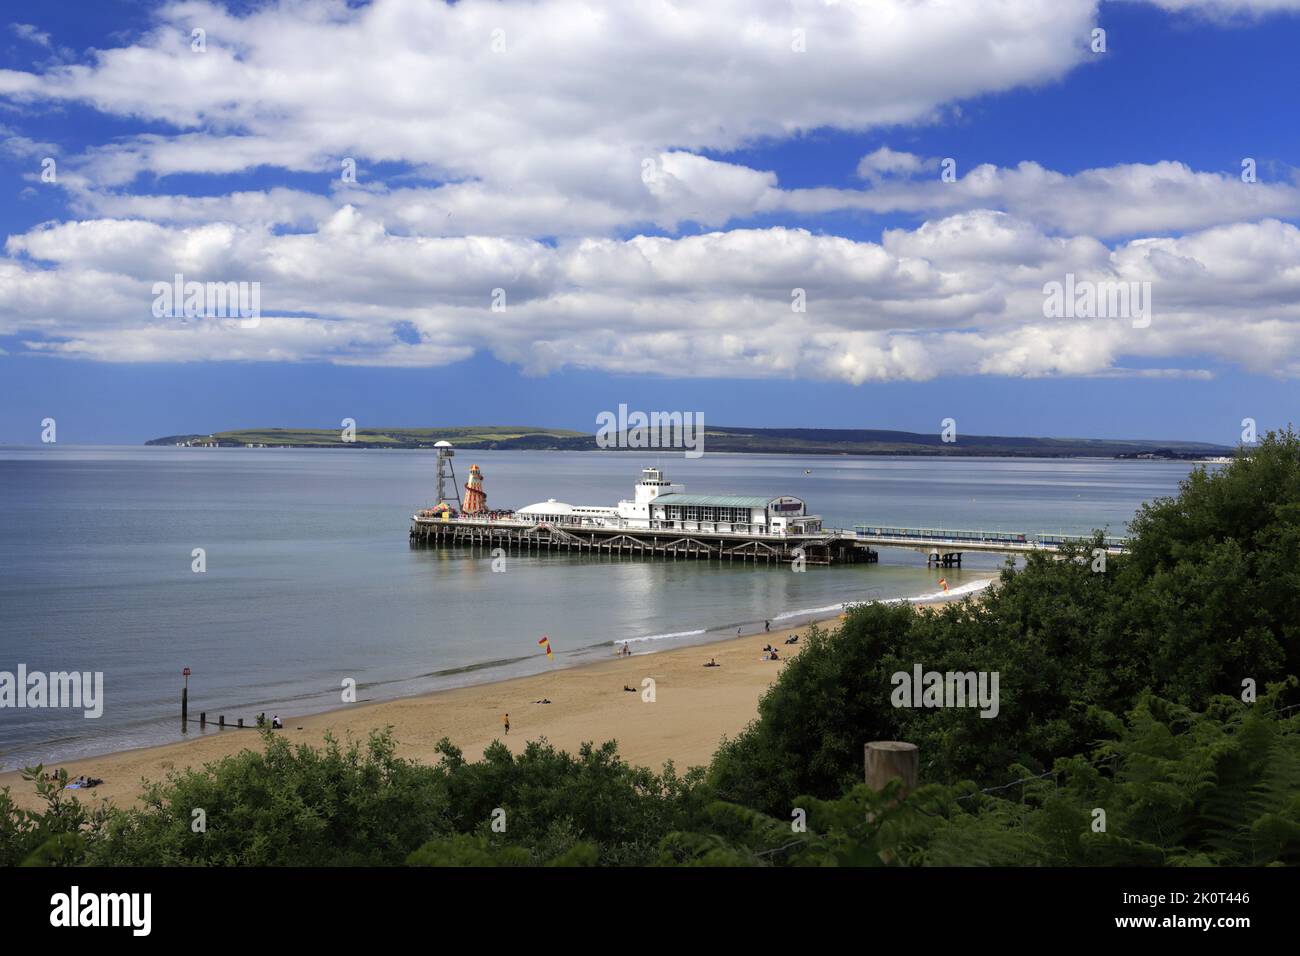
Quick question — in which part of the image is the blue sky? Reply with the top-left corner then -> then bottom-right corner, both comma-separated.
1,0 -> 1298,444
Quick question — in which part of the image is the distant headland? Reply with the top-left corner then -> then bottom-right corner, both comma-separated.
146,425 -> 1234,460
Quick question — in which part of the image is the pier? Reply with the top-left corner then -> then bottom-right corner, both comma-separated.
408,451 -> 1126,568
410,458 -> 878,564
410,517 -> 1126,567
410,515 -> 878,565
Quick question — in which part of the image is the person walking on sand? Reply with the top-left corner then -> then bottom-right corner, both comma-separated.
765,620 -> 770,633
503,713 -> 510,735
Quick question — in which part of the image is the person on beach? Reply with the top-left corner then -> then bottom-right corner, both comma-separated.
503,713 -> 510,735
765,620 -> 770,633
271,714 -> 282,729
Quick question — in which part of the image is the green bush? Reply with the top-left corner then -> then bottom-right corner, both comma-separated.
0,767 -> 109,867
678,689 -> 1300,866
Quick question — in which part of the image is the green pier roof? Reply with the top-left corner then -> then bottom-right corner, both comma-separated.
652,493 -> 792,508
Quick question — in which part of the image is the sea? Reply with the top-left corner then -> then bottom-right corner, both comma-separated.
0,446 -> 1212,770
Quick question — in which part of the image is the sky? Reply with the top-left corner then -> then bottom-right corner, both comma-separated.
1,0 -> 1298,444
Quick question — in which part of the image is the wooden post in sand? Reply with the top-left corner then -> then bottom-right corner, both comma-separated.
865,741 -> 919,797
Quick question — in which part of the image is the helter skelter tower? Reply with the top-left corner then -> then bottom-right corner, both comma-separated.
432,440 -> 462,515
463,463 -> 487,514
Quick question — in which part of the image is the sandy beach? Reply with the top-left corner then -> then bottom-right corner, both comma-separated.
0,617 -> 832,810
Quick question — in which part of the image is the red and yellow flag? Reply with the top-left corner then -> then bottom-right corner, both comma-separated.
538,635 -> 553,659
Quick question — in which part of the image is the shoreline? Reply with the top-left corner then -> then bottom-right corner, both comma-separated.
0,583 -> 991,810
1,577 -> 994,773
0,615 -> 832,809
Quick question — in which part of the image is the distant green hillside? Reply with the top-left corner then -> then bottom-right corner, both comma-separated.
149,426 -> 589,449
148,425 -> 1233,458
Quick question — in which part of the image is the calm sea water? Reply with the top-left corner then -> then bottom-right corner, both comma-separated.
0,446 -> 1207,770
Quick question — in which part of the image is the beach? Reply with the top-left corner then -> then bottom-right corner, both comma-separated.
0,616 -> 835,811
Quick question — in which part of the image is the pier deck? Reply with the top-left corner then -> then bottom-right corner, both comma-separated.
410,515 -> 878,565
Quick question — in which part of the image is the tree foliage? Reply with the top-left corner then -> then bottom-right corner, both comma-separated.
676,689 -> 1300,867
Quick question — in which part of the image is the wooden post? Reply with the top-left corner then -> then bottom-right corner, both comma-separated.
218,714 -> 225,728
181,686 -> 188,724
237,717 -> 244,728
865,741 -> 919,797
199,711 -> 206,727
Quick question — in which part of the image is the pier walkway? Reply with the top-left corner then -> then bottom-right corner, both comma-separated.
852,525 -> 1129,566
